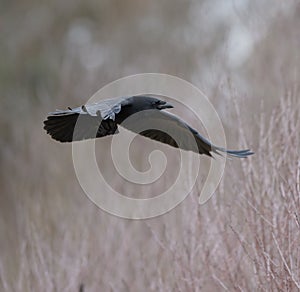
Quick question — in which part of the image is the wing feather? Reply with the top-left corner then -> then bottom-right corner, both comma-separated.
43,98 -> 130,142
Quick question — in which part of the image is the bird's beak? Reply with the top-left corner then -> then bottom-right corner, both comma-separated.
157,102 -> 174,110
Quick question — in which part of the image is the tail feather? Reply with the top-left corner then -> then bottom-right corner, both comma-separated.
213,146 -> 254,158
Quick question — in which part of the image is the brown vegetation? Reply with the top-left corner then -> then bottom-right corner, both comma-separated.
1,1 -> 300,291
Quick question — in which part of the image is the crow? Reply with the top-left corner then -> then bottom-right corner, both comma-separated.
43,95 -> 253,158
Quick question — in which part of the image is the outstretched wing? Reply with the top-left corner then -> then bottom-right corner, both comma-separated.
44,97 -> 130,142
122,110 -> 253,158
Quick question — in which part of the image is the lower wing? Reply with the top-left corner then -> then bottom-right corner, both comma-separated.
123,110 -> 253,158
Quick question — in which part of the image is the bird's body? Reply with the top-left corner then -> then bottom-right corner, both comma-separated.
44,95 -> 253,158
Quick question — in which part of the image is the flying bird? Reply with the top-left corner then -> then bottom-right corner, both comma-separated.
43,95 -> 253,158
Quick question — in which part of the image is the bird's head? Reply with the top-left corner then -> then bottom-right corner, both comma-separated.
132,95 -> 174,111
153,98 -> 174,110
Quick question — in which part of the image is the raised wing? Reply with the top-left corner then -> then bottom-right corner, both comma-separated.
44,97 -> 130,142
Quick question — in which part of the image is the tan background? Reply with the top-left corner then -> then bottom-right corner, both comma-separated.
1,1 -> 300,291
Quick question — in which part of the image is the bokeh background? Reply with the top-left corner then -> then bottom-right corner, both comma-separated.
1,0 -> 300,291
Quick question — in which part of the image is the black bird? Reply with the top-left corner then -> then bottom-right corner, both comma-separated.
43,95 -> 253,158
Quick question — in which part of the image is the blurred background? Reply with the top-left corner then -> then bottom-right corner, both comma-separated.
1,0 -> 300,291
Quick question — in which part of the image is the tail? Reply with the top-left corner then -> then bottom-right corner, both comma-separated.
213,146 -> 254,158
192,130 -> 254,158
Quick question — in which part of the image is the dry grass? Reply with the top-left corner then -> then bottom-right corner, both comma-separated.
1,92 -> 299,291
144,92 -> 300,291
